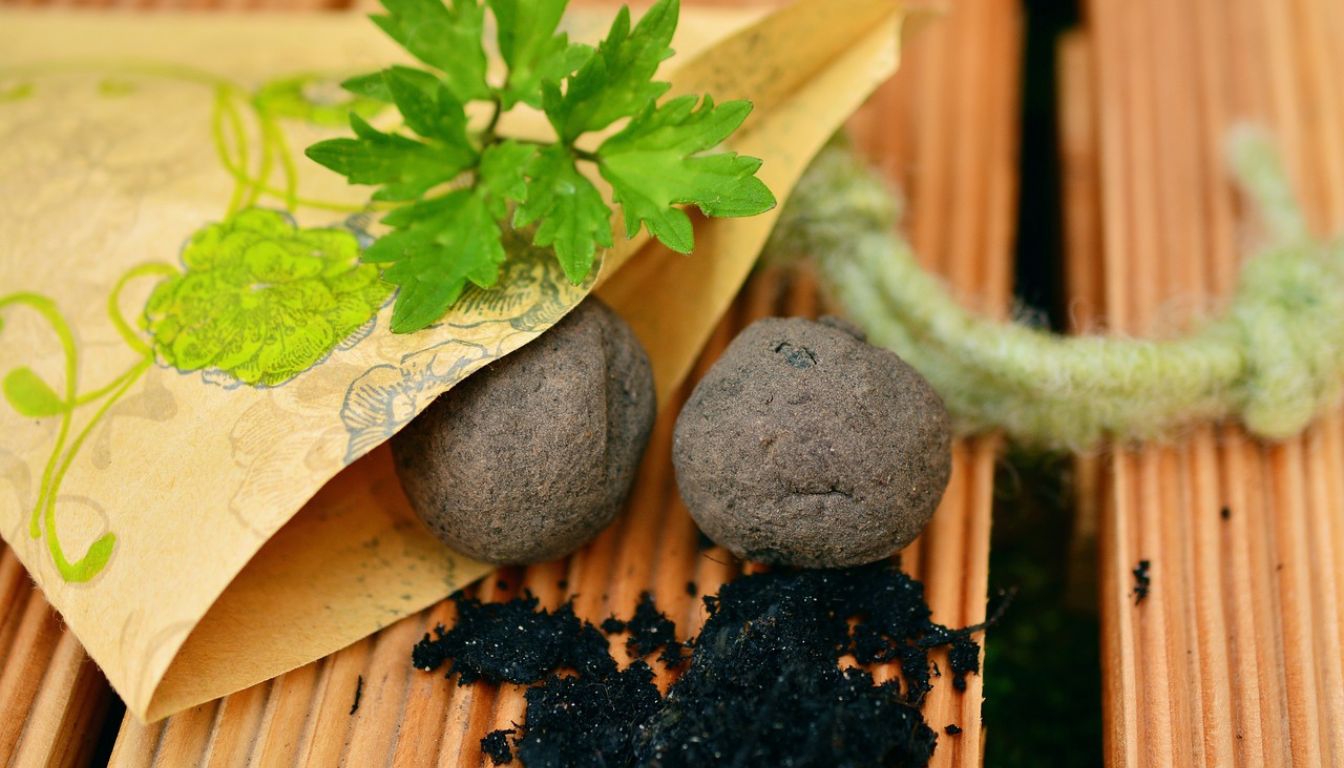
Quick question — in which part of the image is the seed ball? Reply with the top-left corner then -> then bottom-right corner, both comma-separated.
672,316 -> 952,568
392,298 -> 656,564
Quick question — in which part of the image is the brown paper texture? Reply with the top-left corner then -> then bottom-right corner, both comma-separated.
0,1 -> 902,721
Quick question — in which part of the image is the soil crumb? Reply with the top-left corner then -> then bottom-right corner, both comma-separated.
349,675 -> 363,716
482,729 -> 515,765
1132,560 -> 1152,605
416,561 -> 988,767
622,592 -> 678,658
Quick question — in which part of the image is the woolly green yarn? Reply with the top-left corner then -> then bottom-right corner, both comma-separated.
766,129 -> 1344,449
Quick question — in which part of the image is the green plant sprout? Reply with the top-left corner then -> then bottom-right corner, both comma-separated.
307,0 -> 777,333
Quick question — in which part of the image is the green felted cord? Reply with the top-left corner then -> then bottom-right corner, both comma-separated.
764,129 -> 1344,449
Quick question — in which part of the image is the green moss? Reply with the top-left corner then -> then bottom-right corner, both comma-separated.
983,448 -> 1102,766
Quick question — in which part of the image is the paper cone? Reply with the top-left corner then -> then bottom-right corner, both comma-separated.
0,1 -> 902,721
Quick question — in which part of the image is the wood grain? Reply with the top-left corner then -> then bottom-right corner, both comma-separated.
1,0 -> 1019,766
0,546 -> 116,768
1071,0 -> 1344,765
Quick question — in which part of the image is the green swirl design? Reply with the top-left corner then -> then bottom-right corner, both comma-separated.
144,208 -> 391,387
2,65 -> 391,582
252,73 -> 384,127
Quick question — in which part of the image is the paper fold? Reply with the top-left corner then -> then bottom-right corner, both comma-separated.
0,2 -> 902,721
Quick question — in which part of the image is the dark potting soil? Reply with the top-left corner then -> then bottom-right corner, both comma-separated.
412,561 -> 984,767
598,593 -> 688,668
412,593 -> 615,684
482,729 -> 516,765
518,662 -> 663,767
620,592 -> 679,658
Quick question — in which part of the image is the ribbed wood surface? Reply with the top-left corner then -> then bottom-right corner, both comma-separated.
1067,0 -> 1344,765
0,545 -> 114,768
0,0 -> 1019,766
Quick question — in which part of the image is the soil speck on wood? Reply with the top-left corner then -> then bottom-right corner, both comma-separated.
349,674 -> 363,716
1132,560 -> 1151,605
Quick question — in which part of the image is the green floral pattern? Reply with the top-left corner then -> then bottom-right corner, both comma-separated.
2,66 -> 394,583
144,209 -> 391,387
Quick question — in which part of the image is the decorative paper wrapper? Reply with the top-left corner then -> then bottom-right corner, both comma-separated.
0,0 -> 903,721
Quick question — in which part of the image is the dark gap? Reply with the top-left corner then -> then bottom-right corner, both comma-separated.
983,1 -> 1102,766
1012,0 -> 1080,328
984,448 -> 1102,766
89,686 -> 126,768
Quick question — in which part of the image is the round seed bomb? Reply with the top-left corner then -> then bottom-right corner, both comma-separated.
672,316 -> 952,568
392,298 -> 656,564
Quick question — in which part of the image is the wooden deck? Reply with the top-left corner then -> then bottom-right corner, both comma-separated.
12,0 -> 1344,765
1063,0 -> 1344,765
0,0 -> 1019,766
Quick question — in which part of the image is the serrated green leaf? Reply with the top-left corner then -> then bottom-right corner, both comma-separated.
3,367 -> 66,418
514,144 -> 613,282
489,0 -> 593,109
543,0 -> 678,142
308,0 -> 775,331
478,140 -> 536,218
372,0 -> 490,102
383,66 -> 472,144
379,193 -> 458,229
306,113 -> 475,201
366,189 -> 506,332
597,94 -> 775,253
342,71 -> 393,102
369,181 -> 442,203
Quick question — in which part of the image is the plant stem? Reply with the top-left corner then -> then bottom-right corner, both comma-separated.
481,95 -> 504,146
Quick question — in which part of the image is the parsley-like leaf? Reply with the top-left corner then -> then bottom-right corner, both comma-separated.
597,95 -> 775,253
489,0 -> 594,109
341,72 -> 394,103
514,144 -> 613,283
478,140 -> 535,217
372,0 -> 490,102
364,188 -> 505,332
542,0 -> 678,142
309,0 -> 774,333
305,113 -> 475,203
382,66 -> 472,144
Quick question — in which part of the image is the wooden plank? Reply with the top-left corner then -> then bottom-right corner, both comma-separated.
1074,0 -> 1344,765
1057,30 -> 1102,610
0,0 -> 1020,765
0,546 -> 116,768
